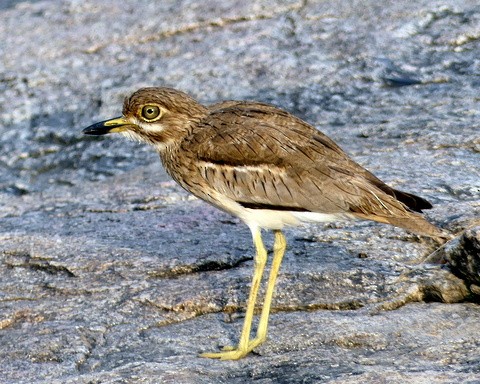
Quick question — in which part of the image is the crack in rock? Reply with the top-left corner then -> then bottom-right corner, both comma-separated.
84,1 -> 306,53
148,255 -> 252,278
3,250 -> 76,277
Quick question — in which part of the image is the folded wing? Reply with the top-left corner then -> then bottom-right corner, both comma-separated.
182,102 -> 443,237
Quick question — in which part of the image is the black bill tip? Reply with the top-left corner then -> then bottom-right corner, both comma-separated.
82,116 -> 128,135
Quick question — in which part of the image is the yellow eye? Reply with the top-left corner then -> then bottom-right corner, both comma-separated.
141,105 -> 161,120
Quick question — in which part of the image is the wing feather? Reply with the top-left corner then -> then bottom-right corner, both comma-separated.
182,102 -> 427,221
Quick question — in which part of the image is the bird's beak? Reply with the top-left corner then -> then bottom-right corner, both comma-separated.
82,116 -> 130,135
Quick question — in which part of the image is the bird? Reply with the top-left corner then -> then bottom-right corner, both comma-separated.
83,87 -> 449,360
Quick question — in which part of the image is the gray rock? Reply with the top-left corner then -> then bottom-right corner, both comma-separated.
442,227 -> 480,295
0,0 -> 479,383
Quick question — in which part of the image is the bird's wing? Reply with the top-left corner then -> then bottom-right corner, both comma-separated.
184,102 -> 415,218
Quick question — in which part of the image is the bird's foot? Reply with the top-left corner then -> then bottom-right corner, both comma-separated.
200,337 -> 266,360
200,349 -> 249,360
221,336 -> 265,352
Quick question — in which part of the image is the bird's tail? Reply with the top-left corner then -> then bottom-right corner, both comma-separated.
353,211 -> 452,241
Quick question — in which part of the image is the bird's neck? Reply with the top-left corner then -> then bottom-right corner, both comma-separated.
154,119 -> 195,182
156,141 -> 192,193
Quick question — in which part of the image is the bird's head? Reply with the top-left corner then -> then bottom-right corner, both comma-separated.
83,87 -> 208,149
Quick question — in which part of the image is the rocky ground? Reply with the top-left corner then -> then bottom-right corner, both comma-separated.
0,0 -> 479,383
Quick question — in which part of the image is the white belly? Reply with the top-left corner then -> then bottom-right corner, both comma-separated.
203,190 -> 355,232
239,208 -> 355,231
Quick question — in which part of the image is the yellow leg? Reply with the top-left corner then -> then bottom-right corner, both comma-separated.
200,227 -> 268,360
217,230 -> 286,355
248,230 -> 286,349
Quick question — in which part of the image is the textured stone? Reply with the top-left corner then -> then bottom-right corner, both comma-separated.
444,227 -> 480,291
0,0 -> 479,383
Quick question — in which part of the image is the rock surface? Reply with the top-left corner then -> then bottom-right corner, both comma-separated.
0,0 -> 479,383
441,227 -> 480,294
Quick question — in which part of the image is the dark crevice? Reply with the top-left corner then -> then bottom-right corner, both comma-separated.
3,251 -> 76,277
28,263 -> 76,277
149,255 -> 252,279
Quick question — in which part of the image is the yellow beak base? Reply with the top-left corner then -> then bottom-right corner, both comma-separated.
82,117 -> 129,135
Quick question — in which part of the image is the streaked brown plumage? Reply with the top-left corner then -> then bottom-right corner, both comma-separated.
83,87 -> 448,360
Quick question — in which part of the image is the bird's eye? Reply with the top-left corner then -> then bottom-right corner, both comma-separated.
141,105 -> 161,120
